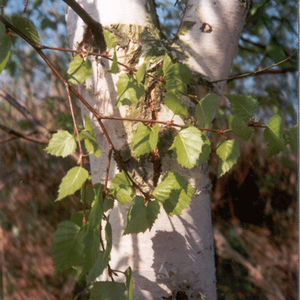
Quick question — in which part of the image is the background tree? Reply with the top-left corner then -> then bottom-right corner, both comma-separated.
0,0 -> 298,300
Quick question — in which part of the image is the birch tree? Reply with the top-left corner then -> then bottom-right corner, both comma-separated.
0,0 -> 296,299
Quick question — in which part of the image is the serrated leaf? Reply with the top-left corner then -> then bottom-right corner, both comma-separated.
45,130 -> 77,157
82,115 -> 101,157
227,95 -> 258,122
163,92 -> 187,118
162,53 -> 173,75
132,123 -> 152,157
153,172 -> 194,216
124,197 -> 160,234
264,114 -> 285,157
116,74 -> 144,106
103,29 -> 117,49
110,171 -> 133,205
195,93 -> 218,128
149,124 -> 159,150
136,63 -> 146,84
198,135 -> 211,165
67,55 -> 92,85
229,115 -> 253,140
88,184 -> 103,229
169,126 -> 204,168
125,267 -> 133,300
286,124 -> 298,152
83,115 -> 93,133
11,15 -> 40,43
0,23 -> 11,74
216,139 -> 240,177
90,282 -> 127,300
108,49 -> 119,73
56,166 -> 89,201
52,221 -> 83,273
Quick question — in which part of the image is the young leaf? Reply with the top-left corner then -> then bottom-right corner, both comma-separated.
198,135 -> 211,165
67,55 -> 93,85
227,95 -> 258,121
108,49 -> 119,73
110,171 -> 133,205
216,139 -> 240,177
149,124 -> 159,150
11,15 -> 40,43
52,221 -> 83,272
169,126 -> 204,168
103,29 -> 117,49
162,53 -> 173,75
90,282 -> 127,300
83,115 -> 93,133
132,123 -> 151,157
124,197 -> 160,234
88,184 -> 103,229
136,63 -> 146,84
264,114 -> 285,157
125,267 -> 133,300
229,115 -> 253,140
84,135 -> 101,157
163,92 -> 188,118
116,74 -> 144,106
153,172 -> 194,216
195,93 -> 218,128
56,166 -> 89,201
45,130 -> 76,157
0,23 -> 12,74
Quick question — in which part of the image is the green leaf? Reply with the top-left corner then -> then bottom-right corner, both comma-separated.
110,171 -> 133,205
169,126 -> 204,168
56,166 -> 89,201
264,114 -> 285,157
45,130 -> 76,158
216,139 -> 240,177
84,135 -> 101,157
229,115 -> 253,140
88,184 -> 103,229
90,282 -> 127,300
153,172 -> 194,216
195,93 -> 218,128
103,29 -> 117,49
116,74 -> 144,106
0,23 -> 11,74
52,221 -> 83,272
132,123 -> 151,157
108,49 -> 119,73
162,53 -> 173,75
70,210 -> 84,227
286,124 -> 298,152
83,115 -> 93,133
198,135 -> 211,165
149,124 -> 159,150
67,55 -> 93,85
227,95 -> 258,122
125,267 -> 133,300
11,15 -> 40,43
136,63 -> 146,84
163,92 -> 187,118
124,197 -> 160,234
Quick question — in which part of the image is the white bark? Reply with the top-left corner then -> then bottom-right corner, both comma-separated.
66,1 -> 247,299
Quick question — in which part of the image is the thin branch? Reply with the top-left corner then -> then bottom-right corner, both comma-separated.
23,0 -> 29,12
211,51 -> 296,83
104,147 -> 113,195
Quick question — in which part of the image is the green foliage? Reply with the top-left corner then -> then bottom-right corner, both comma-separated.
67,55 -> 93,85
132,123 -> 159,157
116,73 -> 144,106
0,23 -> 11,74
90,282 -> 127,300
56,166 -> 89,201
264,114 -> 285,157
163,92 -> 187,118
81,116 -> 101,157
108,49 -> 119,73
198,135 -> 211,165
169,126 -> 204,168
136,63 -> 146,84
124,197 -> 160,234
110,171 -> 133,205
11,15 -> 40,43
195,93 -> 218,128
125,267 -> 133,300
286,124 -> 298,152
103,29 -> 117,49
87,184 -> 103,229
45,130 -> 77,157
153,172 -> 194,216
216,139 -> 240,177
229,115 -> 254,140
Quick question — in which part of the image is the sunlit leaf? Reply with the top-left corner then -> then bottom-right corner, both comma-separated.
11,15 -> 40,43
229,115 -> 253,140
163,92 -> 187,118
0,23 -> 11,74
108,49 -> 119,73
153,172 -> 194,216
195,93 -> 218,128
103,29 -> 117,49
67,55 -> 93,85
45,130 -> 76,157
88,184 -> 103,229
56,167 -> 89,201
110,171 -> 133,205
216,139 -> 240,177
136,63 -> 146,84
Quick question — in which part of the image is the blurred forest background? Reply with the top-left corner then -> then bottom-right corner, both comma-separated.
0,0 -> 298,299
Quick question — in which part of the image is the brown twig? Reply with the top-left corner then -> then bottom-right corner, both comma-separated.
23,0 -> 29,12
104,146 -> 113,194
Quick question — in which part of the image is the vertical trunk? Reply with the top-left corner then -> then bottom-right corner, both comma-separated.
66,1 -> 248,299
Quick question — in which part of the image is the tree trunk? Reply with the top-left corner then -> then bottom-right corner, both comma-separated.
66,1 -> 248,299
